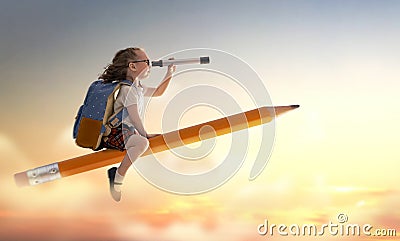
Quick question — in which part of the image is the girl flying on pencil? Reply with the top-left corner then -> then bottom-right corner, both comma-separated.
99,47 -> 175,202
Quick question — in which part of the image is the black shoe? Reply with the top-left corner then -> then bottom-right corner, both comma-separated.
107,167 -> 122,202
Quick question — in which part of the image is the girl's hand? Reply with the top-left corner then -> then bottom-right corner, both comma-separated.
167,57 -> 176,75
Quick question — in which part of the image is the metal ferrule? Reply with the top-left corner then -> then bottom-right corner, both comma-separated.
26,163 -> 61,186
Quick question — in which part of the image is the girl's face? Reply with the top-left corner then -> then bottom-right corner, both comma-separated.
127,50 -> 151,81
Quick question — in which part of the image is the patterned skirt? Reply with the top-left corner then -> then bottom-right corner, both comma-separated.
102,125 -> 135,151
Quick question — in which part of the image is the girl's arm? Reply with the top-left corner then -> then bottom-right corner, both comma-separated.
144,62 -> 176,97
126,104 -> 147,137
126,104 -> 160,139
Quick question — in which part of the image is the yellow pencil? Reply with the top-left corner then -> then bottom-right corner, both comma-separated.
14,105 -> 299,187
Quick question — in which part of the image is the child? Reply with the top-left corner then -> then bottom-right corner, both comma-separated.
99,47 -> 175,201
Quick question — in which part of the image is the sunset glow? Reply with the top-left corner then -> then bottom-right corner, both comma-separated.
1,1 -> 399,240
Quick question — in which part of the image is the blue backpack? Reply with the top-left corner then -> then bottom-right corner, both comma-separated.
73,80 -> 132,150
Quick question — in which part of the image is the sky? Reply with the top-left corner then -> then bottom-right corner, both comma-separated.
0,0 -> 399,240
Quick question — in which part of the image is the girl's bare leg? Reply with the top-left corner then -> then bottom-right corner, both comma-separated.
108,134 -> 149,201
117,134 -> 149,176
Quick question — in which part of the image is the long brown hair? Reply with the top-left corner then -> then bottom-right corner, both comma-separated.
100,47 -> 143,83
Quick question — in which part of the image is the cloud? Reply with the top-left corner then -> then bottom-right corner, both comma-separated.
0,133 -> 31,170
111,193 -> 221,231
372,191 -> 400,229
0,133 -> 36,207
0,132 -> 109,214
0,212 -> 120,241
116,219 -> 258,241
1,130 -> 398,241
51,125 -> 92,159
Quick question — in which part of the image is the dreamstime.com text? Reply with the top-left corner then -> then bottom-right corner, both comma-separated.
257,214 -> 397,237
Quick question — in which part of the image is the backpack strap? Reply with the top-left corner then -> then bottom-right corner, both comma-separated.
102,80 -> 132,138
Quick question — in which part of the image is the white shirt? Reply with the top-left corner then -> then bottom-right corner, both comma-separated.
114,83 -> 145,128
